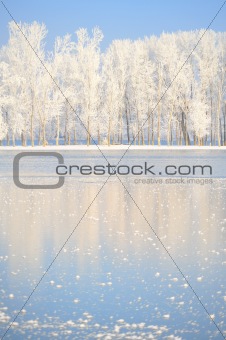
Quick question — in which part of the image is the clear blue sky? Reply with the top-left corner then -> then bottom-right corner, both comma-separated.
0,0 -> 225,50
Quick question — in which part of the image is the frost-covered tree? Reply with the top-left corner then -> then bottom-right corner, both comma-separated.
75,27 -> 103,145
5,21 -> 47,146
1,22 -> 226,146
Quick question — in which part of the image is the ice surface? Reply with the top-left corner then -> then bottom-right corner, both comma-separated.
0,151 -> 225,338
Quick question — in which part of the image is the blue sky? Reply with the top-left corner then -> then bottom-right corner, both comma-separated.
0,0 -> 225,50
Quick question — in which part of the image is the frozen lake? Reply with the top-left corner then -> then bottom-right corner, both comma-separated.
1,146 -> 226,180
0,148 -> 226,339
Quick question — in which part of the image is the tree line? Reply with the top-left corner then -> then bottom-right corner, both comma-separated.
0,22 -> 226,146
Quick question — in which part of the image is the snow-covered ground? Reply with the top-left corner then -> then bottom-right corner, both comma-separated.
0,145 -> 226,151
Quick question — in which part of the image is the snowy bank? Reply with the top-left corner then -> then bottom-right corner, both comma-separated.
0,145 -> 226,151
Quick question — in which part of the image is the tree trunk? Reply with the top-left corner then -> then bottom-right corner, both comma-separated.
167,106 -> 174,145
87,116 -> 90,146
157,64 -> 162,146
31,112 -> 34,147
108,117 -> 111,146
224,104 -> 226,145
42,121 -> 47,146
38,127 -> 41,145
125,108 -> 130,143
217,90 -> 221,147
56,115 -> 60,146
152,113 -> 154,145
12,133 -> 15,147
170,123 -> 173,145
179,123 -> 182,145
141,129 -> 145,145
148,112 -> 151,145
97,128 -> 100,145
21,132 -> 26,147
157,105 -> 161,146
181,111 -> 190,145
193,133 -> 196,146
120,113 -> 123,144
74,123 -> 76,145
